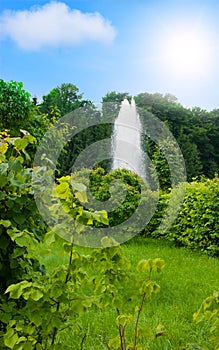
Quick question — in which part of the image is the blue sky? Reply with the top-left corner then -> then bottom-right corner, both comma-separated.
1,0 -> 219,110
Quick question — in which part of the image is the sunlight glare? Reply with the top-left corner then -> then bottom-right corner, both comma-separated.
159,24 -> 214,80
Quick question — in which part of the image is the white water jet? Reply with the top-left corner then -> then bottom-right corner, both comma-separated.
111,97 -> 146,180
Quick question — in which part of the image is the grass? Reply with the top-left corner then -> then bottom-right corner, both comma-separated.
40,236 -> 219,349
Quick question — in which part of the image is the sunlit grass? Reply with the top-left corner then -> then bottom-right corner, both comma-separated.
41,236 -> 219,349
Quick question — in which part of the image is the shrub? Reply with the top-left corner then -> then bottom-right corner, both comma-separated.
167,177 -> 219,256
144,177 -> 219,256
0,131 -> 47,293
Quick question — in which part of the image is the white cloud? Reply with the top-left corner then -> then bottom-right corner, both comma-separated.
0,1 -> 116,51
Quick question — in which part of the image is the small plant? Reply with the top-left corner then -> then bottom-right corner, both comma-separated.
1,173 -> 109,349
93,249 -> 166,350
193,292 -> 219,349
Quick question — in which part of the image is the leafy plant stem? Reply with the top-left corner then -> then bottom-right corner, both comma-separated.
51,302 -> 60,345
65,242 -> 74,284
116,307 -> 126,350
133,292 -> 146,350
80,332 -> 87,350
52,240 -> 74,345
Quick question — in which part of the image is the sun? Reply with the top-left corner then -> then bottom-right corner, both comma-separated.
159,23 -> 214,80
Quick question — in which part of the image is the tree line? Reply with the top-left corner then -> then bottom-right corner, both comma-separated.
0,79 -> 218,183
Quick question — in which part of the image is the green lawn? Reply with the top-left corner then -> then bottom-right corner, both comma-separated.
40,236 -> 219,349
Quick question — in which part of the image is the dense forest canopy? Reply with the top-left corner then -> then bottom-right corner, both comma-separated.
0,79 -> 218,182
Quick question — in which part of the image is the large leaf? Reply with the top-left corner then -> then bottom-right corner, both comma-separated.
5,281 -> 32,299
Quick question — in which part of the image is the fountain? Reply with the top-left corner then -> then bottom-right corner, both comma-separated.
111,97 -> 146,180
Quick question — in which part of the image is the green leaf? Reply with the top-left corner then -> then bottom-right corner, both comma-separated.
0,174 -> 8,188
71,181 -> 87,193
55,182 -> 70,199
63,242 -> 73,253
44,230 -> 56,245
13,215 -> 26,225
152,258 -> 165,273
5,281 -> 32,299
116,313 -> 133,327
14,137 -> 34,150
93,210 -> 109,225
30,288 -> 44,301
4,330 -> 19,349
101,236 -> 119,247
0,163 -> 9,174
23,341 -> 35,350
137,259 -> 153,273
8,160 -> 23,173
75,190 -> 87,203
0,219 -> 11,228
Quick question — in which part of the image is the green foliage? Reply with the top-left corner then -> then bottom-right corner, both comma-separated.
39,83 -> 87,118
52,174 -> 109,230
0,131 -> 47,293
178,136 -> 203,180
71,168 -> 218,256
193,292 -> 219,349
1,81 -> 219,349
3,235 -> 96,349
0,151 -> 113,348
167,177 -> 219,255
102,256 -> 165,350
89,167 -> 142,226
1,160 -> 165,349
0,134 -> 164,349
0,79 -> 51,158
55,102 -> 113,177
0,80 -> 33,136
2,236 -> 165,350
69,166 -> 158,245
102,91 -> 131,120
144,176 -> 219,256
150,137 -> 185,191
135,91 -> 219,181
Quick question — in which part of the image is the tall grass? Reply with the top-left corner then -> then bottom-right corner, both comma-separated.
40,237 -> 219,349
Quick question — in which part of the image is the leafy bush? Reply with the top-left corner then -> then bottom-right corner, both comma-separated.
89,167 -> 142,226
71,168 -> 219,255
71,167 -> 158,243
0,80 -> 33,136
167,177 -> 219,256
143,177 -> 219,256
0,131 -> 47,293
142,191 -> 169,237
0,131 -> 49,348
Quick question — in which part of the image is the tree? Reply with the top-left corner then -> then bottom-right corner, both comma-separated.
40,83 -> 87,117
102,91 -> 131,122
0,79 -> 33,136
102,91 -> 131,104
135,92 -> 219,180
178,136 -> 203,180
56,102 -> 109,176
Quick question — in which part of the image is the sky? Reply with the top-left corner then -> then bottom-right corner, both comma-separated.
1,0 -> 219,110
